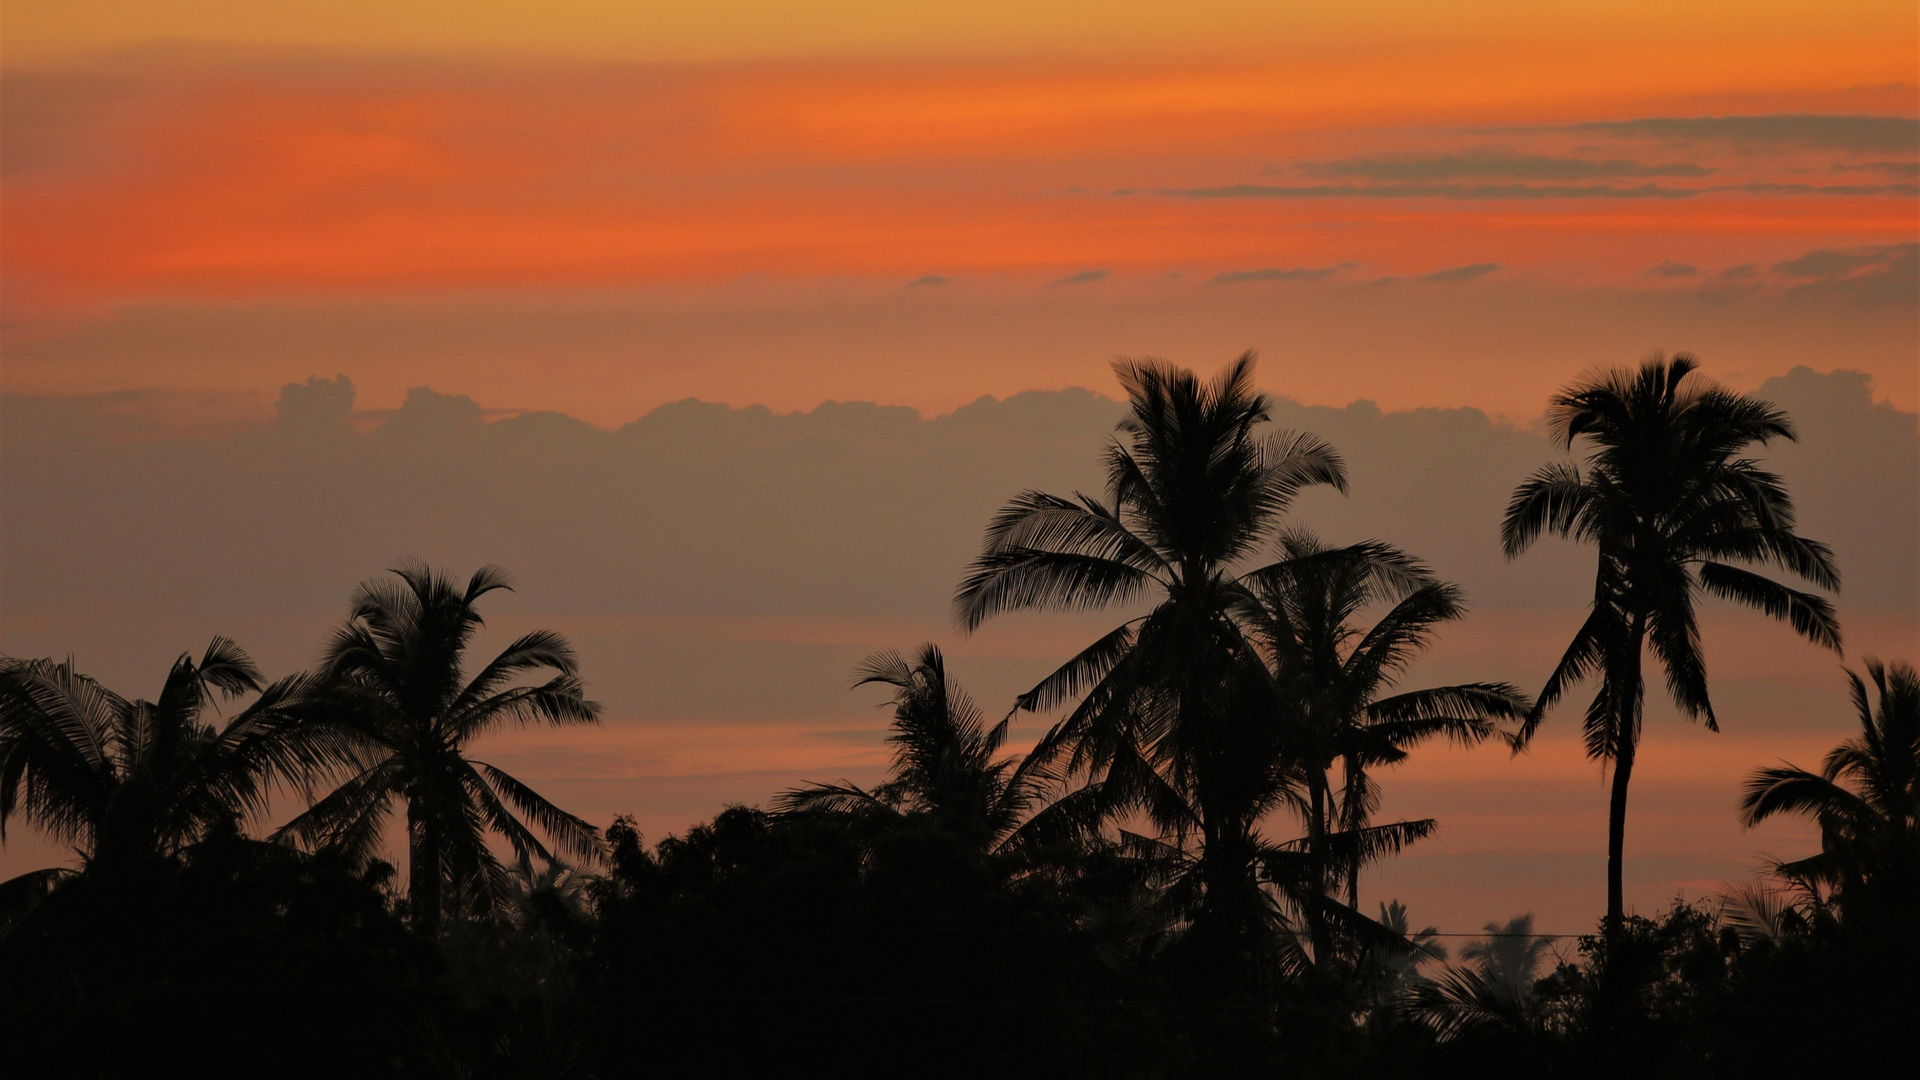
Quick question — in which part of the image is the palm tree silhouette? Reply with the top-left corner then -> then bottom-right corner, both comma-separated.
0,640 -> 336,902
1502,354 -> 1840,926
776,644 -> 1052,854
1237,532 -> 1527,909
1405,913 -> 1554,1043
1458,913 -> 1554,995
1375,898 -> 1447,989
1740,658 -> 1918,912
277,563 -> 601,936
954,353 -> 1346,963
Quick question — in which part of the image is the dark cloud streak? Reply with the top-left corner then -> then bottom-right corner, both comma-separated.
1052,269 -> 1109,286
1547,114 -> 1920,152
1208,263 -> 1355,285
1297,149 -> 1712,182
1155,181 -> 1914,200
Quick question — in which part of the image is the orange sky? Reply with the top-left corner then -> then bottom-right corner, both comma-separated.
3,1 -> 1916,417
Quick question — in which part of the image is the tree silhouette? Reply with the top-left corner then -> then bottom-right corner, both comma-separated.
1459,913 -> 1554,995
277,563 -> 601,936
1404,913 -> 1554,1045
1373,898 -> 1447,992
776,644 -> 1052,855
1740,658 -> 1919,915
1237,532 -> 1527,910
954,353 -> 1347,970
0,639 -> 336,887
1501,354 -> 1840,926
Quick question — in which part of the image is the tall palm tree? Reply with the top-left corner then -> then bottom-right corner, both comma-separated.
1238,532 -> 1529,909
277,563 -> 601,936
1502,354 -> 1840,926
0,639 -> 335,882
776,644 -> 1052,855
1740,658 -> 1919,912
954,353 -> 1347,965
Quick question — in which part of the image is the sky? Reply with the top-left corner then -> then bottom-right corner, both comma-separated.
1,2 -> 1916,933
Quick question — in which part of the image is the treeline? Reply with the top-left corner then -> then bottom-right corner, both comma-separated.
0,354 -> 1913,1077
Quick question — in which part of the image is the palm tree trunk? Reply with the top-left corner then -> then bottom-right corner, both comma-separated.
1605,730 -> 1636,927
407,798 -> 441,937
1341,760 -> 1361,910
1306,774 -> 1332,961
1605,617 -> 1646,930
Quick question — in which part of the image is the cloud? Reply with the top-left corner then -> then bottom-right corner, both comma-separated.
1728,181 -> 1918,197
1052,268 -> 1109,285
906,274 -> 951,287
1297,149 -> 1712,182
1771,242 -> 1918,304
275,374 -> 356,432
1158,180 -> 1912,200
1550,114 -> 1920,152
1158,182 -> 1700,200
1208,263 -> 1355,285
1772,243 -> 1913,280
1394,262 -> 1503,284
1849,161 -> 1920,179
1644,260 -> 1699,278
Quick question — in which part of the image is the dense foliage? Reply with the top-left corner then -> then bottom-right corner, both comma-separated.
0,355 -> 1911,1077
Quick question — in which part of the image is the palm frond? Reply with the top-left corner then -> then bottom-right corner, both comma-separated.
1501,462 -> 1590,557
1698,562 -> 1842,654
474,761 -> 603,865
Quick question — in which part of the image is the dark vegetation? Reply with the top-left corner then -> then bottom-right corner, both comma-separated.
1,354 -> 1912,1077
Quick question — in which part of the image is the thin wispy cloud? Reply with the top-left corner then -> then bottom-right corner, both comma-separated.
1551,114 -> 1920,152
907,275 -> 951,287
1208,263 -> 1356,285
1052,268 -> 1109,285
1643,260 -> 1699,278
1772,243 -> 1915,280
1850,161 -> 1920,179
1375,263 -> 1503,285
1159,182 -> 1700,200
1731,181 -> 1919,197
1296,149 -> 1712,182
1157,180 -> 1913,200
1769,242 -> 1917,303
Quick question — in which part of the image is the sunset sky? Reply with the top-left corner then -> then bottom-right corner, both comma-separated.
1,2 -> 1915,932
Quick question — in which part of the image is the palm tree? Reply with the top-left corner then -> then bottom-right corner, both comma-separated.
277,562 -> 601,936
0,640 -> 336,895
1404,913 -> 1555,1043
1237,532 -> 1528,910
1740,658 -> 1919,913
954,353 -> 1347,961
1375,898 -> 1447,990
1502,354 -> 1841,926
776,644 -> 1052,855
1458,913 -> 1554,996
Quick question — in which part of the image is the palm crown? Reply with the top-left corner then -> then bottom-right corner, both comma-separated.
1238,532 -> 1528,909
277,562 -> 602,934
0,639 -> 338,876
1741,658 -> 1919,913
777,644 -> 1051,854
